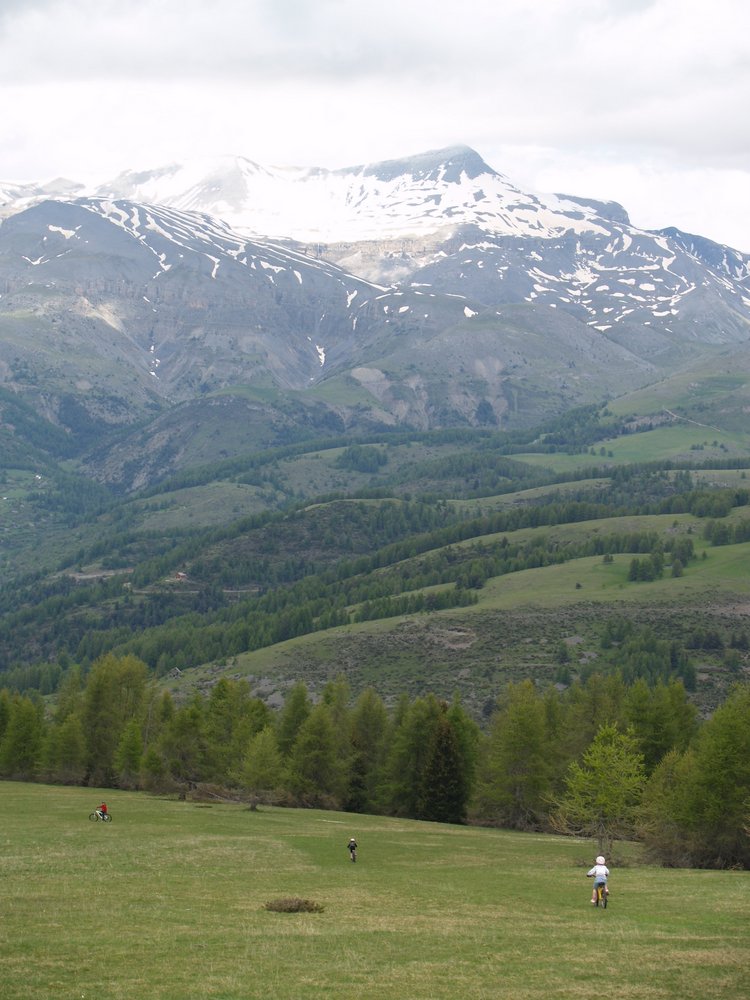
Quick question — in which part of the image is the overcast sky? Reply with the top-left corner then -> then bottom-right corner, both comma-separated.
2,0 -> 749,250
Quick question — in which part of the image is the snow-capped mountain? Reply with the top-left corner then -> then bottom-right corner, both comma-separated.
90,145 -> 631,244
1,146 -> 749,489
2,145 -> 646,245
86,145 -> 750,319
0,177 -> 84,216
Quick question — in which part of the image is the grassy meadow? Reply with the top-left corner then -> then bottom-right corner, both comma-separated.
1,783 -> 748,1000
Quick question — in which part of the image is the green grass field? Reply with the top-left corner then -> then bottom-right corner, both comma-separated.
2,783 -> 748,1000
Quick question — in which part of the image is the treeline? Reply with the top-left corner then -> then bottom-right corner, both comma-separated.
2,653 -> 748,868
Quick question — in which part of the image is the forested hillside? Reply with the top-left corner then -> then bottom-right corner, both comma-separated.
2,402 -> 750,867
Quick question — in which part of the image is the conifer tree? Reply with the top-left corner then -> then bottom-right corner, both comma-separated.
159,695 -> 208,788
241,726 -> 285,796
82,654 -> 148,785
676,683 -> 750,867
0,695 -> 44,780
417,712 -> 468,823
347,687 -> 389,813
43,714 -> 87,785
554,723 -> 646,856
288,703 -> 345,803
476,680 -> 551,828
114,719 -> 144,789
0,688 -> 11,744
381,694 -> 443,817
276,681 -> 312,758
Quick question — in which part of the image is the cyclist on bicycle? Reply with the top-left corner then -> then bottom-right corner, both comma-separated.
96,802 -> 108,820
587,855 -> 609,903
347,837 -> 357,862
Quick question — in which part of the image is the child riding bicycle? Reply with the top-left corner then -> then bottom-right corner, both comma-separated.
586,855 -> 609,903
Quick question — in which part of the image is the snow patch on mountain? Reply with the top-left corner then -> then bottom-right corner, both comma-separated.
80,147 -> 630,245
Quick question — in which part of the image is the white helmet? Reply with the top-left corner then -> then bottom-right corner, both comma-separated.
596,856 -> 605,865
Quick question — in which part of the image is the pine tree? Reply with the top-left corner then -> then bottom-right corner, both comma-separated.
159,695 -> 208,788
381,694 -> 443,817
678,684 -> 750,866
44,714 -> 87,785
417,713 -> 468,823
0,689 -> 12,743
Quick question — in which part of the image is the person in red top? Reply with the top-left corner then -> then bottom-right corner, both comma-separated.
96,802 -> 108,820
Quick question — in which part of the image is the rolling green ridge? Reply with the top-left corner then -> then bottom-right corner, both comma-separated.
1,400 -> 750,718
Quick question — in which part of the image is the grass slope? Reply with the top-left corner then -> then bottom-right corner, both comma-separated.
170,531 -> 750,714
2,783 -> 748,1000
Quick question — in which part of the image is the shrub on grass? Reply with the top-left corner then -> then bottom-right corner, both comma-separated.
263,897 -> 325,913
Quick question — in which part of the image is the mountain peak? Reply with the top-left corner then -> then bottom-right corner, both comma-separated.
358,145 -> 496,184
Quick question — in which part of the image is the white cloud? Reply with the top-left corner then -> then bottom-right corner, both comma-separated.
1,0 -> 749,250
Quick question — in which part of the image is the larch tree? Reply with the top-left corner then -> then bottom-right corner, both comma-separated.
241,726 -> 286,798
476,680 -> 551,829
554,723 -> 646,857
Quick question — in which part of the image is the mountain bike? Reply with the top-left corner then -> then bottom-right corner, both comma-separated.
89,810 -> 112,822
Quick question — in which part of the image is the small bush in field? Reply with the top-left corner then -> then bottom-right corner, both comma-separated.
263,897 -> 324,913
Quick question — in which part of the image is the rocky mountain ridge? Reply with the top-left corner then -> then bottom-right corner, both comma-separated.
1,146 -> 749,490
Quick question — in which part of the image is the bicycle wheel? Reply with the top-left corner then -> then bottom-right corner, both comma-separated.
602,887 -> 607,909
102,813 -> 112,822
89,812 -> 98,821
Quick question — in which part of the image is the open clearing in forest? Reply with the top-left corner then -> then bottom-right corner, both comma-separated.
1,783 -> 748,1000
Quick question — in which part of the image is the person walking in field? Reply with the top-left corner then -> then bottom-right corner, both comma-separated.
587,855 -> 609,903
347,837 -> 357,862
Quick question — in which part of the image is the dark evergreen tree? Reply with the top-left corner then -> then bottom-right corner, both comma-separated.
159,695 -> 208,787
347,687 -> 389,813
417,712 -> 469,824
381,694 -> 443,817
675,684 -> 750,867
41,713 -> 86,785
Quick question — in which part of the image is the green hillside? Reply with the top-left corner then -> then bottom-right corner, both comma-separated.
2,398 -> 750,718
